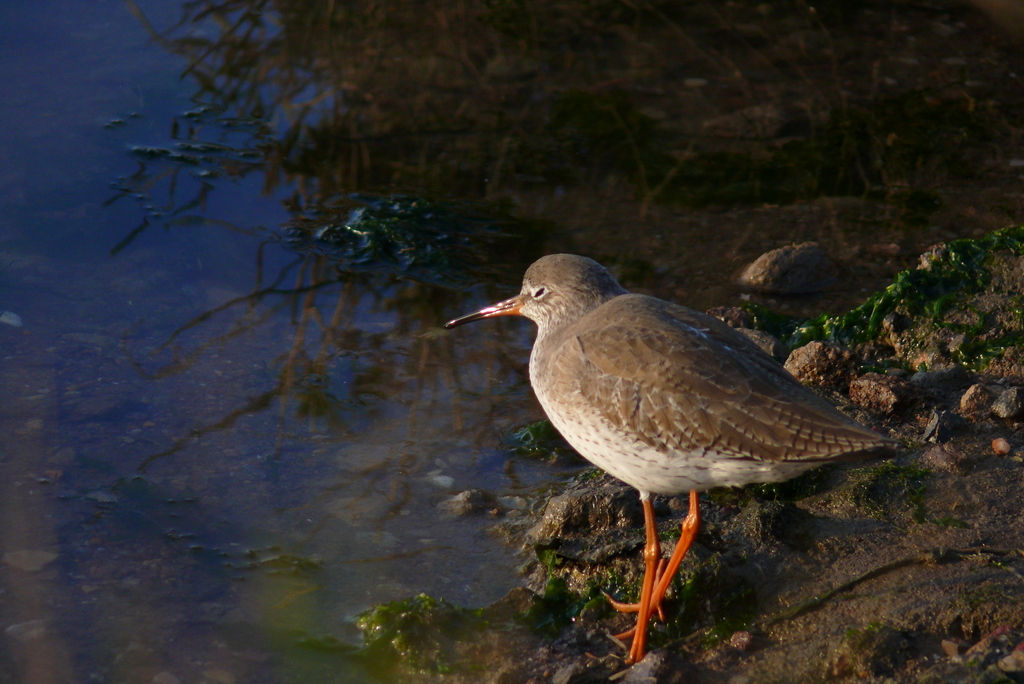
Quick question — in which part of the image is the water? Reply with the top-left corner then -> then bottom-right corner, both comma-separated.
0,3 -> 559,682
1,1 -> 1001,681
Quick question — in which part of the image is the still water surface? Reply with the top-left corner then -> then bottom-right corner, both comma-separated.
0,2 -> 564,682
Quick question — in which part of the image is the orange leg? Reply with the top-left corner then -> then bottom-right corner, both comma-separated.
608,490 -> 702,664
628,497 -> 660,664
650,489 -> 701,611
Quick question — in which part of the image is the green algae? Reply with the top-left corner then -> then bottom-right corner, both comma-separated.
744,225 -> 1024,372
668,553 -> 757,647
501,419 -> 575,460
357,593 -> 487,675
844,462 -> 930,524
283,194 -> 546,288
523,548 -> 595,635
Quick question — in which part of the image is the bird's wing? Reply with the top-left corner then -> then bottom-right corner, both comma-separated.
556,299 -> 892,463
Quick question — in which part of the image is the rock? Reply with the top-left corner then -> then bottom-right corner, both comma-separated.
202,670 -> 236,684
736,328 -> 786,361
992,387 -> 1024,420
910,365 -> 972,391
920,444 -> 970,474
730,631 -> 754,651
4,620 -> 46,641
993,438 -> 1013,456
427,472 -> 454,488
919,244 -> 948,270
706,306 -> 751,329
3,550 -> 57,572
849,373 -> 914,414
940,639 -> 965,657
784,341 -> 858,388
738,242 -> 837,294
620,649 -> 694,683
527,483 -> 642,540
960,384 -> 994,418
999,650 -> 1024,672
152,673 -> 181,684
437,489 -> 497,516
497,496 -> 529,511
923,410 -> 964,443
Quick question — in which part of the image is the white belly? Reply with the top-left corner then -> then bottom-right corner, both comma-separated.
540,396 -> 819,496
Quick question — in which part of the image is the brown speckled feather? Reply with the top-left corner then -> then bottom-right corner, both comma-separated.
537,294 -> 891,465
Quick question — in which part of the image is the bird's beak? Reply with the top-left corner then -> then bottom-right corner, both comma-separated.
444,295 -> 524,329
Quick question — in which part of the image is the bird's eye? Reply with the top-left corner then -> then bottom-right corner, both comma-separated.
533,287 -> 547,299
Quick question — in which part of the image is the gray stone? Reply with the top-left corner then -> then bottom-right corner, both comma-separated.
992,387 -> 1024,420
619,649 -> 693,683
3,550 -> 57,572
910,365 -> 972,391
437,489 -> 497,516
4,620 -> 46,641
738,242 -> 837,294
924,410 -> 965,443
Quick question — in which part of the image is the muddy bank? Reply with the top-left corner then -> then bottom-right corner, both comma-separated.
356,227 -> 1024,683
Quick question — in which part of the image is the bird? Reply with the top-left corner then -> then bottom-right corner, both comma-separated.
444,254 -> 896,664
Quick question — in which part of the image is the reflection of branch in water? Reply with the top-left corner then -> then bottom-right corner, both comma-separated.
126,227 -> 528,522
137,385 -> 278,472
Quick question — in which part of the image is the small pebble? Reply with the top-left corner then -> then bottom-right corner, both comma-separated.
910,365 -> 971,391
3,550 -> 57,572
203,670 -> 236,684
959,383 -> 993,418
849,372 -> 913,415
4,620 -> 46,642
992,387 -> 1024,420
923,410 -> 964,443
993,438 -> 1012,456
999,650 -> 1024,672
941,639 -> 964,657
152,673 -> 181,684
437,489 -> 497,516
784,341 -> 857,388
730,630 -> 753,651
706,306 -> 751,329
